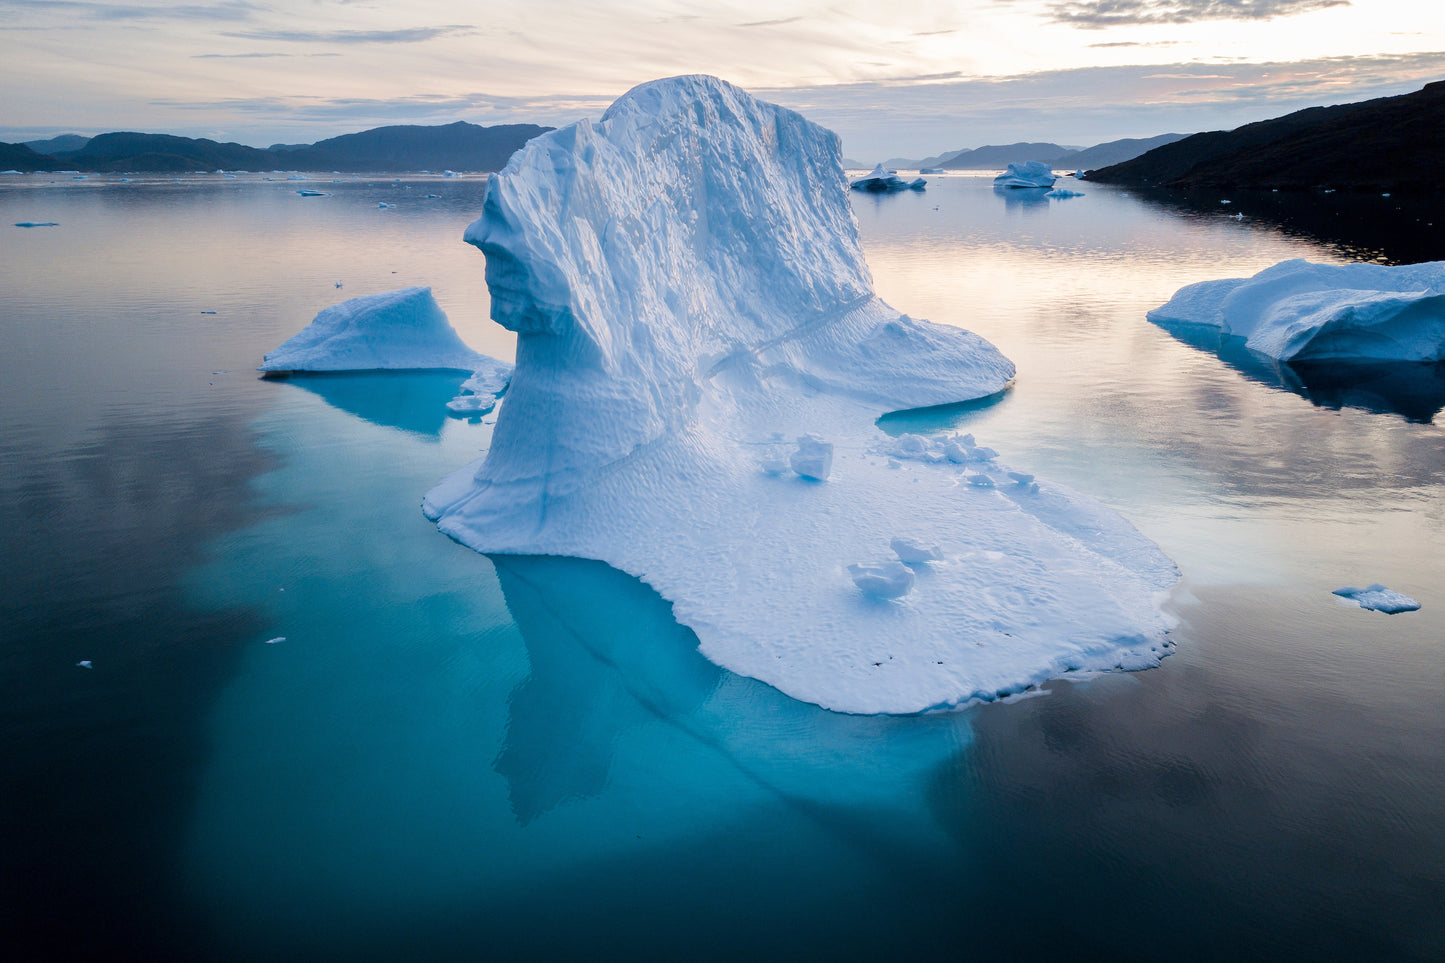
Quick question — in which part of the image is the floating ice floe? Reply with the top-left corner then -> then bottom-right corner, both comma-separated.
1332,584 -> 1420,614
422,75 -> 1177,714
1149,258 -> 1445,363
919,167 -> 945,175
296,189 -> 330,197
993,161 -> 1057,189
1046,189 -> 1084,199
260,286 -> 505,374
850,164 -> 926,192
446,363 -> 513,417
14,221 -> 59,228
77,660 -> 92,669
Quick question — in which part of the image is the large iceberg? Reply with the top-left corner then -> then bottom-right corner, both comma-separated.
993,161 -> 1057,189
1149,259 -> 1445,363
260,286 -> 507,375
424,75 -> 1177,714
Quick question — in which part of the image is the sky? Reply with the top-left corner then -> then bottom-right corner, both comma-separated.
1,0 -> 1442,160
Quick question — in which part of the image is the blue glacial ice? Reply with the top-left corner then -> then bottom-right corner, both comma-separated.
422,75 -> 1178,714
1149,259 -> 1445,363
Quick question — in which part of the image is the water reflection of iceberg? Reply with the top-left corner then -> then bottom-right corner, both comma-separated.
993,185 -> 1050,209
490,555 -> 722,825
1156,322 -> 1445,423
278,371 -> 469,437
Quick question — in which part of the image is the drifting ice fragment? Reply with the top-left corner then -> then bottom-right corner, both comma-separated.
77,660 -> 92,668
1150,259 -> 1445,363
1046,189 -> 1084,199
848,562 -> 915,599
264,637 -> 286,644
993,161 -> 1057,188
891,537 -> 943,564
14,221 -> 59,228
260,286 -> 502,373
790,435 -> 834,480
1332,584 -> 1420,614
422,75 -> 1176,714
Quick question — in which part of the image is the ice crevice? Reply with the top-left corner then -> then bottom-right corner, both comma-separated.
424,75 -> 1178,714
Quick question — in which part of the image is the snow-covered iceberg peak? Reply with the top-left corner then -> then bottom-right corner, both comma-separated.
429,75 -> 1177,714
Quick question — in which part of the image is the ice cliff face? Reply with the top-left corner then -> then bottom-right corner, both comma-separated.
427,76 -> 1177,714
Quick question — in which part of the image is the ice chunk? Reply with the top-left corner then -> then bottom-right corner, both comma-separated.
424,75 -> 1175,714
1149,259 -> 1445,363
993,161 -> 1057,189
260,286 -> 500,372
891,537 -> 943,564
790,434 -> 834,480
1332,584 -> 1420,614
851,164 -> 926,192
919,167 -> 944,175
848,561 -> 916,599
1046,189 -> 1084,199
13,221 -> 59,228
76,660 -> 92,668
296,189 -> 329,197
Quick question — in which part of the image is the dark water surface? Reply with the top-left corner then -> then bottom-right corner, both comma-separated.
3,172 -> 1442,960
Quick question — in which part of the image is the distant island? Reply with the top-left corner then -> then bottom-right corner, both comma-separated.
0,121 -> 553,174
1088,79 -> 1445,194
879,134 -> 1188,173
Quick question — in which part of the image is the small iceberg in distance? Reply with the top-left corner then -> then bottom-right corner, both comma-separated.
1149,259 -> 1445,364
993,161 -> 1057,189
259,286 -> 507,375
421,74 -> 1178,714
1046,188 -> 1084,199
295,189 -> 330,197
851,164 -> 926,192
1333,584 -> 1420,614
14,221 -> 59,228
919,167 -> 945,175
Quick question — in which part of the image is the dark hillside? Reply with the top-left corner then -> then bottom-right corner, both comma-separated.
1090,81 -> 1445,193
0,142 -> 57,171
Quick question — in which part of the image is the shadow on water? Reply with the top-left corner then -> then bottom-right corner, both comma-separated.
268,370 -> 470,437
1155,320 -> 1445,423
0,415 -> 283,961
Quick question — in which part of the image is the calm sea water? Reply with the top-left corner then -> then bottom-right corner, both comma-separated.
2,172 -> 1442,961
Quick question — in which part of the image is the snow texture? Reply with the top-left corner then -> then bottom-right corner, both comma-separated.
993,161 -> 1057,189
851,165 -> 926,192
424,75 -> 1177,714
1149,259 -> 1445,364
260,286 -> 506,374
1333,584 -> 1420,614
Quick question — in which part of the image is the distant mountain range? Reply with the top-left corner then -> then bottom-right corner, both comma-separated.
0,121 -> 552,173
1088,80 -> 1445,193
879,133 -> 1187,172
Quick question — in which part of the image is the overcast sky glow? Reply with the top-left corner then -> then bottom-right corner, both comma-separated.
2,0 -> 1442,159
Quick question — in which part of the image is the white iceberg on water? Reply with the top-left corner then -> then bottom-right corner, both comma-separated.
850,164 -> 926,192
993,161 -> 1057,189
1149,259 -> 1445,363
423,75 -> 1177,714
260,286 -> 505,374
